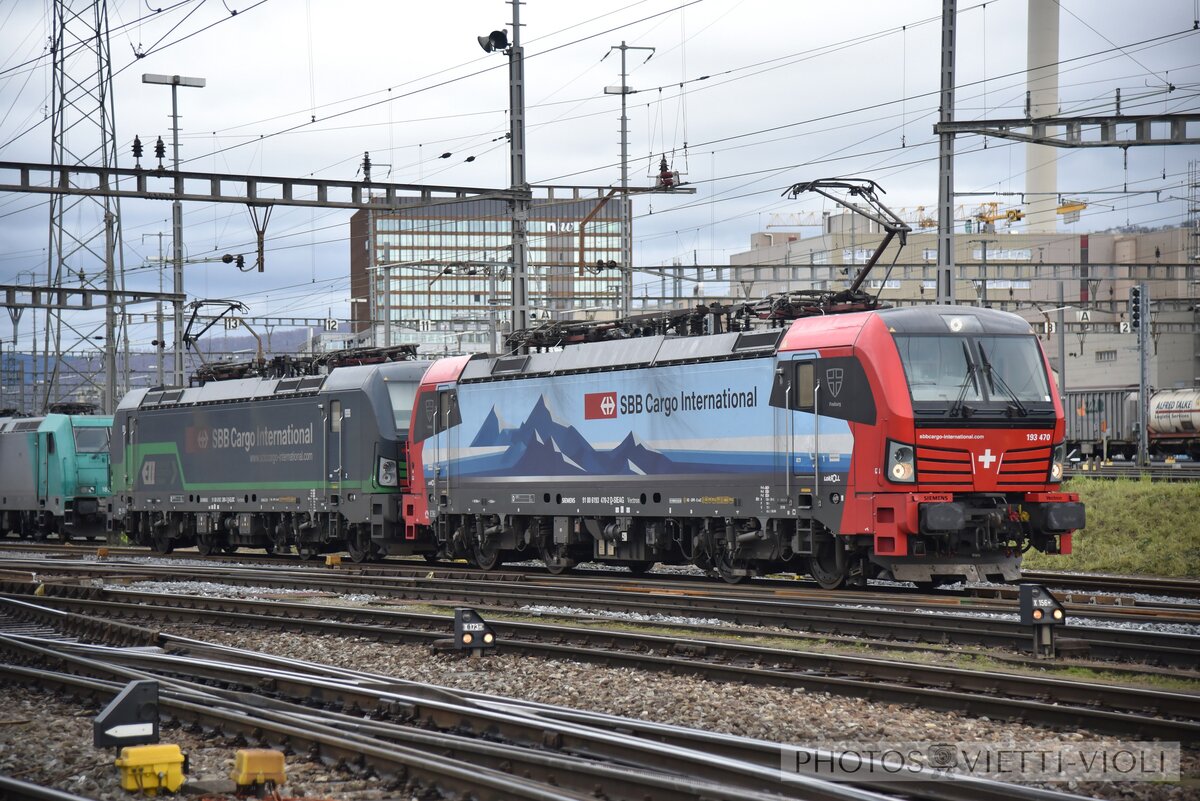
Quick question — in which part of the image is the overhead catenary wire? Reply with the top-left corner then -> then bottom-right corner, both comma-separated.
4,3 -> 1195,328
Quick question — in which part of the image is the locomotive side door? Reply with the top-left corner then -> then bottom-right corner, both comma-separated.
327,397 -> 344,498
772,358 -> 818,479
435,388 -> 460,508
36,430 -> 52,501
36,429 -> 62,521
423,387 -> 460,511
125,415 -> 137,492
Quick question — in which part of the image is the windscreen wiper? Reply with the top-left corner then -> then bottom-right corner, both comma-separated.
977,342 -> 1028,417
948,341 -> 978,418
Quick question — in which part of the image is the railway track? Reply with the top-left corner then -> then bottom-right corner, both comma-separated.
2,586 -> 1198,744
1021,570 -> 1200,600
0,776 -> 98,801
1066,463 -> 1200,481
1,555 -> 1197,668
5,540 -> 1198,604
0,602 -> 1096,801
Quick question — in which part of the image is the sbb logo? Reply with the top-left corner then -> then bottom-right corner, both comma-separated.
584,392 -> 618,419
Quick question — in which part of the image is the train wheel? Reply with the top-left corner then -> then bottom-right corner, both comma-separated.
472,537 -> 502,571
626,561 -> 654,576
151,533 -> 174,555
196,536 -> 218,557
539,543 -> 575,575
223,546 -> 239,555
297,544 -> 320,561
714,552 -> 751,585
808,542 -> 847,590
347,528 -> 376,564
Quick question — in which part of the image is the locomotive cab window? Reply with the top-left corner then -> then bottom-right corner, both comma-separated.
894,333 -> 1052,411
386,381 -> 419,430
894,336 -> 982,403
73,426 -> 110,453
439,390 -> 461,431
976,336 -> 1052,402
770,361 -> 816,411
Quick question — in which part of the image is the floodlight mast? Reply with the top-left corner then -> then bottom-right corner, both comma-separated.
782,178 -> 911,293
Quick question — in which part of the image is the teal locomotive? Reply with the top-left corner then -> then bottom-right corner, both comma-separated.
0,413 -> 113,540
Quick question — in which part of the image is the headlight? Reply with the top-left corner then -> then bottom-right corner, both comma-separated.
378,457 -> 398,487
1049,443 -> 1065,483
886,440 -> 915,483
79,486 -> 96,495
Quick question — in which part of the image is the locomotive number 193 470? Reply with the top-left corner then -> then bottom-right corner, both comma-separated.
1026,433 -> 1052,442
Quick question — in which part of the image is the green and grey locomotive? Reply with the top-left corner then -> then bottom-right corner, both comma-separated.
109,360 -> 429,560
0,413 -> 112,540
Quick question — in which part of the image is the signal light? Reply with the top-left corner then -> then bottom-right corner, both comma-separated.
452,607 -> 497,658
1019,584 -> 1067,659
1129,285 -> 1142,329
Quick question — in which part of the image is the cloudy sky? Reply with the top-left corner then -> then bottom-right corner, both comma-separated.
0,0 -> 1197,354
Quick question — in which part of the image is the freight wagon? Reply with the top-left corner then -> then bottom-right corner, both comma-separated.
1065,386 -> 1200,460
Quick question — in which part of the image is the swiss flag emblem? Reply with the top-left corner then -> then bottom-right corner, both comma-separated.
584,392 -> 618,419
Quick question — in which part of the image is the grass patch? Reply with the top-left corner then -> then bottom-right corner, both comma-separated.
1021,477 -> 1200,577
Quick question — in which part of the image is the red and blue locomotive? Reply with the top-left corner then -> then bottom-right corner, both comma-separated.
397,180 -> 1082,587
399,303 -> 1082,587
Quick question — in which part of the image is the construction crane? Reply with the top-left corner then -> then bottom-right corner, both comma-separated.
973,201 -> 1025,231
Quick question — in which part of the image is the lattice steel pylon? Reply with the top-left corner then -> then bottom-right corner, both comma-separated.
43,0 -> 125,412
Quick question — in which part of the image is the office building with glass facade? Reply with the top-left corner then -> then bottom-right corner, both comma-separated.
349,187 -> 626,354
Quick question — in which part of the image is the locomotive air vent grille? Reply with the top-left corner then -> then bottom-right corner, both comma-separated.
297,376 -> 325,392
140,391 -> 164,407
914,445 -> 973,485
996,444 -> 1052,486
275,377 -> 303,393
160,390 -> 184,404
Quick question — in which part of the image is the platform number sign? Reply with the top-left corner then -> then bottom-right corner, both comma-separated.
324,318 -> 338,332
1042,321 -> 1056,335
224,317 -> 241,330
1119,321 -> 1132,334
